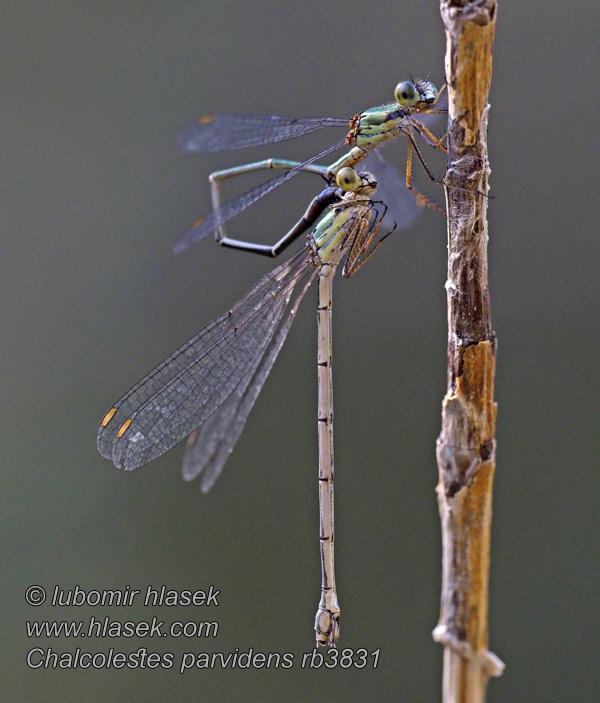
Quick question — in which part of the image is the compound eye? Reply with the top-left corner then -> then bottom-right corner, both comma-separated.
336,166 -> 361,192
394,81 -> 419,107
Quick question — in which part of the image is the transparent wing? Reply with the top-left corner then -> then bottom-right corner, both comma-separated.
182,272 -> 316,492
175,89 -> 446,154
97,248 -> 314,470
362,151 -> 424,231
173,139 -> 348,253
177,114 -> 349,153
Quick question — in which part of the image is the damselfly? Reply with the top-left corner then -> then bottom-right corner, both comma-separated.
97,167 -> 418,646
174,79 -> 446,253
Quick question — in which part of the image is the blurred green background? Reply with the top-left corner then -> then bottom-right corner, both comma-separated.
2,1 -> 598,700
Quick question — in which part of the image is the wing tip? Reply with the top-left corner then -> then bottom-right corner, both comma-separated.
172,239 -> 188,255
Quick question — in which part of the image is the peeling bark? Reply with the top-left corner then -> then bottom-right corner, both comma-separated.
434,2 -> 505,701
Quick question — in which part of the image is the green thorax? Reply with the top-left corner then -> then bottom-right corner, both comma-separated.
352,103 -> 409,149
327,104 -> 408,177
311,197 -> 369,266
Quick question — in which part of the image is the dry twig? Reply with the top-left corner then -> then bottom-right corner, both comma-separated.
433,1 -> 505,701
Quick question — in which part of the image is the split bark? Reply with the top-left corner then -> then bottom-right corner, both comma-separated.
433,2 -> 505,701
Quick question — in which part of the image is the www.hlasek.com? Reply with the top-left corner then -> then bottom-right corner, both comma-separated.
24,584 -> 381,672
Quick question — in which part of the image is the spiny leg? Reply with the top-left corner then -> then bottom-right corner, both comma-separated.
411,119 -> 448,153
405,136 -> 446,215
408,128 -> 491,202
343,202 -> 398,278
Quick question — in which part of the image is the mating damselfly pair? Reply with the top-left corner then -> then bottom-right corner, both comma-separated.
98,79 -> 447,647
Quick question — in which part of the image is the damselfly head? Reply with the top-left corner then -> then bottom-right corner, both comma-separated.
394,79 -> 438,108
336,167 -> 377,195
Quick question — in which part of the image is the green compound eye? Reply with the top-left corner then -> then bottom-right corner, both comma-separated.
394,81 -> 419,107
336,167 -> 361,192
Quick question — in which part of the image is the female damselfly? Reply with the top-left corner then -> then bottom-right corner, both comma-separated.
98,166 -> 416,646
